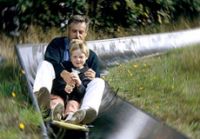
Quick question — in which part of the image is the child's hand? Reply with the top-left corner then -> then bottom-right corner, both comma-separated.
71,73 -> 82,86
65,84 -> 74,94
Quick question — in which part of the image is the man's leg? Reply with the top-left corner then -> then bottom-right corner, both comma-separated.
33,60 -> 55,118
33,60 -> 55,93
81,78 -> 105,114
34,87 -> 51,118
67,78 -> 105,124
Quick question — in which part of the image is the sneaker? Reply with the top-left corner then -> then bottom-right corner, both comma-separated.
34,87 -> 50,117
64,112 -> 74,121
66,108 -> 97,125
82,108 -> 97,124
52,103 -> 64,121
65,109 -> 86,125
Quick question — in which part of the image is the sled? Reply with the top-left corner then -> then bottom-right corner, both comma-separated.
52,120 -> 89,132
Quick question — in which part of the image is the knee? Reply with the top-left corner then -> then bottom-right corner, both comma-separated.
67,100 -> 80,109
50,95 -> 64,109
92,78 -> 105,85
40,60 -> 55,78
42,60 -> 54,69
86,78 -> 105,92
65,100 -> 80,114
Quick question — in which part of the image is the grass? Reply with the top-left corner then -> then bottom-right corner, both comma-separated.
104,45 -> 200,139
0,61 -> 42,139
0,26 -> 63,139
0,18 -> 199,138
0,96 -> 42,139
0,26 -> 73,138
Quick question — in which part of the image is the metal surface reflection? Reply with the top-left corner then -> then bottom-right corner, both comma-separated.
14,28 -> 199,138
89,84 -> 188,139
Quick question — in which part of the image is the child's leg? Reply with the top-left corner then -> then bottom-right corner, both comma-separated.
64,100 -> 80,116
50,94 -> 65,120
50,94 -> 65,109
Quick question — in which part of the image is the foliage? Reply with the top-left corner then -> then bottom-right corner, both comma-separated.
17,0 -> 88,28
173,0 -> 200,18
105,45 -> 200,139
0,95 -> 41,139
0,0 -> 199,34
0,55 -> 41,138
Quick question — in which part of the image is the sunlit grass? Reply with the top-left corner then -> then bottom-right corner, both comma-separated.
0,55 -> 42,138
0,19 -> 199,138
0,93 -> 42,139
0,25 -> 68,138
105,45 -> 200,139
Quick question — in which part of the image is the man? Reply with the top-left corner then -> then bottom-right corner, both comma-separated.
33,15 -> 105,124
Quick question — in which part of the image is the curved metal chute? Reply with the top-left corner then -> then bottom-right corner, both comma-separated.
90,83 -> 187,139
15,28 -> 200,139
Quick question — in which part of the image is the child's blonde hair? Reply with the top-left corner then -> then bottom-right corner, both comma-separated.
69,39 -> 89,58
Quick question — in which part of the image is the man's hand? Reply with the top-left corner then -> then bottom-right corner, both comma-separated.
60,70 -> 75,86
84,68 -> 96,80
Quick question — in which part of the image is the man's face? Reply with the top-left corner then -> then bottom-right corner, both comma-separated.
68,22 -> 87,41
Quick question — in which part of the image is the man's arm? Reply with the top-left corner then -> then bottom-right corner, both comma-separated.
86,50 -> 100,78
44,37 -> 66,78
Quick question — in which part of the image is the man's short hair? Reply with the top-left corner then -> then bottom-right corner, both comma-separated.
68,15 -> 90,31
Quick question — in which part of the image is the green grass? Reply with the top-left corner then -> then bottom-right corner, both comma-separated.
105,45 -> 200,139
0,26 -> 63,139
0,62 -> 42,139
0,19 -> 199,138
0,93 -> 42,139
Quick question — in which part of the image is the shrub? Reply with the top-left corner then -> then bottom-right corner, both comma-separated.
0,0 -> 199,34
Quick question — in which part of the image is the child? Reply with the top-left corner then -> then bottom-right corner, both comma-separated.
62,39 -> 92,121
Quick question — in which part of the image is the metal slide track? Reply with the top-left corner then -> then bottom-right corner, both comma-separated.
15,28 -> 200,139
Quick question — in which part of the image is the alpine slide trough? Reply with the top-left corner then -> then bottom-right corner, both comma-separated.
15,28 -> 200,139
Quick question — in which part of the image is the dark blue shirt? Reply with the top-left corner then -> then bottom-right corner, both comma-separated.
44,37 -> 100,99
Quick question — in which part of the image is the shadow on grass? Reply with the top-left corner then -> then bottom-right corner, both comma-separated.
0,62 -> 29,101
0,62 -> 19,81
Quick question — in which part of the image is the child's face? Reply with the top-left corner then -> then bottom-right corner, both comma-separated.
71,49 -> 87,69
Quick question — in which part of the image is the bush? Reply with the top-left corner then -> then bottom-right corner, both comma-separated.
0,0 -> 199,35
